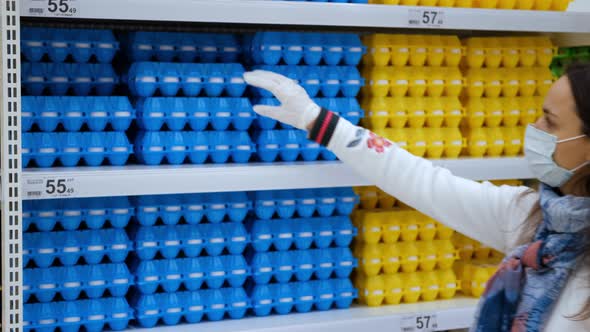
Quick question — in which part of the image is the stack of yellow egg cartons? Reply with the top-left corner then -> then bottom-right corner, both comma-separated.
461,37 -> 555,158
452,180 -> 518,297
361,34 -> 465,159
452,233 -> 503,297
352,186 -> 460,306
367,0 -> 572,11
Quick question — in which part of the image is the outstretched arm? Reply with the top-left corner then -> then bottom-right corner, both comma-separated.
244,70 -> 536,252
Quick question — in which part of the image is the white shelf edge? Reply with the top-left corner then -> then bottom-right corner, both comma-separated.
21,158 -> 533,199
20,0 -> 590,33
127,298 -> 479,332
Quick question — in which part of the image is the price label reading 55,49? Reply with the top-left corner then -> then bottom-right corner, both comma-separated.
47,0 -> 76,14
45,178 -> 75,195
25,177 -> 76,199
408,9 -> 445,27
24,0 -> 79,17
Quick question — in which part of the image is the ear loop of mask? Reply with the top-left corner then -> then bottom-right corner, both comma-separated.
556,134 -> 587,144
556,134 -> 589,172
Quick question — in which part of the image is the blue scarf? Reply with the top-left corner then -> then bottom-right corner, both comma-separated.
471,184 -> 590,332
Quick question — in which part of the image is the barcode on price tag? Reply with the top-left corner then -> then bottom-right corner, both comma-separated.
408,9 -> 445,27
23,0 -> 80,17
401,313 -> 438,332
25,177 -> 77,199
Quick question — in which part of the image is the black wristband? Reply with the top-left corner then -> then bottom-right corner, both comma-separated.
309,108 -> 340,146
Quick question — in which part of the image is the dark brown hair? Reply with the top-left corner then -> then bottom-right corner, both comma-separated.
519,62 -> 590,319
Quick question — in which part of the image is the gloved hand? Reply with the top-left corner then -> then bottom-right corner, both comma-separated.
243,70 -> 321,131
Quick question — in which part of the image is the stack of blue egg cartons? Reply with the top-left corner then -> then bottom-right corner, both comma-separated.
21,27 -> 134,168
246,187 -> 359,316
22,197 -> 134,332
128,192 -> 252,327
245,32 -> 366,162
123,32 -> 256,165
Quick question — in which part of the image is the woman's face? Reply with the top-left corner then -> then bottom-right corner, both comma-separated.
534,76 -> 590,170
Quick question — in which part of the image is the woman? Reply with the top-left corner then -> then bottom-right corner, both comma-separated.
244,64 -> 590,332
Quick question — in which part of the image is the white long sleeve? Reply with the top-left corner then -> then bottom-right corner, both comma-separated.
323,117 -> 539,253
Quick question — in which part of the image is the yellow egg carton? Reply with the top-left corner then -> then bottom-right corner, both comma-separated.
362,34 -> 463,67
464,67 -> 554,98
452,232 -> 502,261
463,96 -> 543,129
454,258 -> 501,297
362,97 -> 463,129
367,0 -> 571,11
373,127 -> 465,159
362,66 -> 463,98
463,36 -> 556,69
355,269 -> 459,306
354,240 -> 459,276
354,186 -> 401,209
352,208 -> 455,244
354,186 -> 418,210
462,126 -> 525,158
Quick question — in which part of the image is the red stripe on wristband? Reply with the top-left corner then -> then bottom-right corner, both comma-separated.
314,111 -> 333,144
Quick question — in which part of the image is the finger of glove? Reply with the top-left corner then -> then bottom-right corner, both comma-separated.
248,70 -> 297,100
243,71 -> 282,95
250,70 -> 292,86
252,105 -> 285,119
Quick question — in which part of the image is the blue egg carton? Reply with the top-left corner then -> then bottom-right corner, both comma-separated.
249,32 -> 365,66
131,223 -> 249,259
136,97 -> 254,131
254,129 -> 337,162
22,63 -> 119,96
22,96 -> 135,132
131,255 -> 249,294
251,188 -> 358,220
252,97 -> 363,130
132,192 -> 250,226
22,132 -> 132,168
249,216 -> 356,252
249,278 -> 356,317
123,32 -> 240,63
248,248 -> 356,285
23,229 -> 131,268
134,131 -> 254,165
133,288 -> 249,327
21,27 -> 119,63
251,65 -> 363,98
24,264 -> 132,303
23,197 -> 133,232
24,298 -> 132,332
126,62 -> 246,97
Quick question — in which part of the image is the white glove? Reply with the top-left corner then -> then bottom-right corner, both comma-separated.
243,70 -> 321,131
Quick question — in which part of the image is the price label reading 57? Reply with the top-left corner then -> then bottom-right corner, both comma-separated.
401,313 -> 438,332
408,9 -> 445,27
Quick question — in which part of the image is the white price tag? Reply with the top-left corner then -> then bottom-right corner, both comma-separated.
408,9 -> 445,27
401,313 -> 438,332
25,177 -> 77,199
23,0 -> 80,17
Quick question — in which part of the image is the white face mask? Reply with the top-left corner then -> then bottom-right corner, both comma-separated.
524,124 -> 589,188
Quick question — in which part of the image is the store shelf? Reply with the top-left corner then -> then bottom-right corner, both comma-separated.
21,157 -> 533,199
21,0 -> 590,33
127,298 -> 478,332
